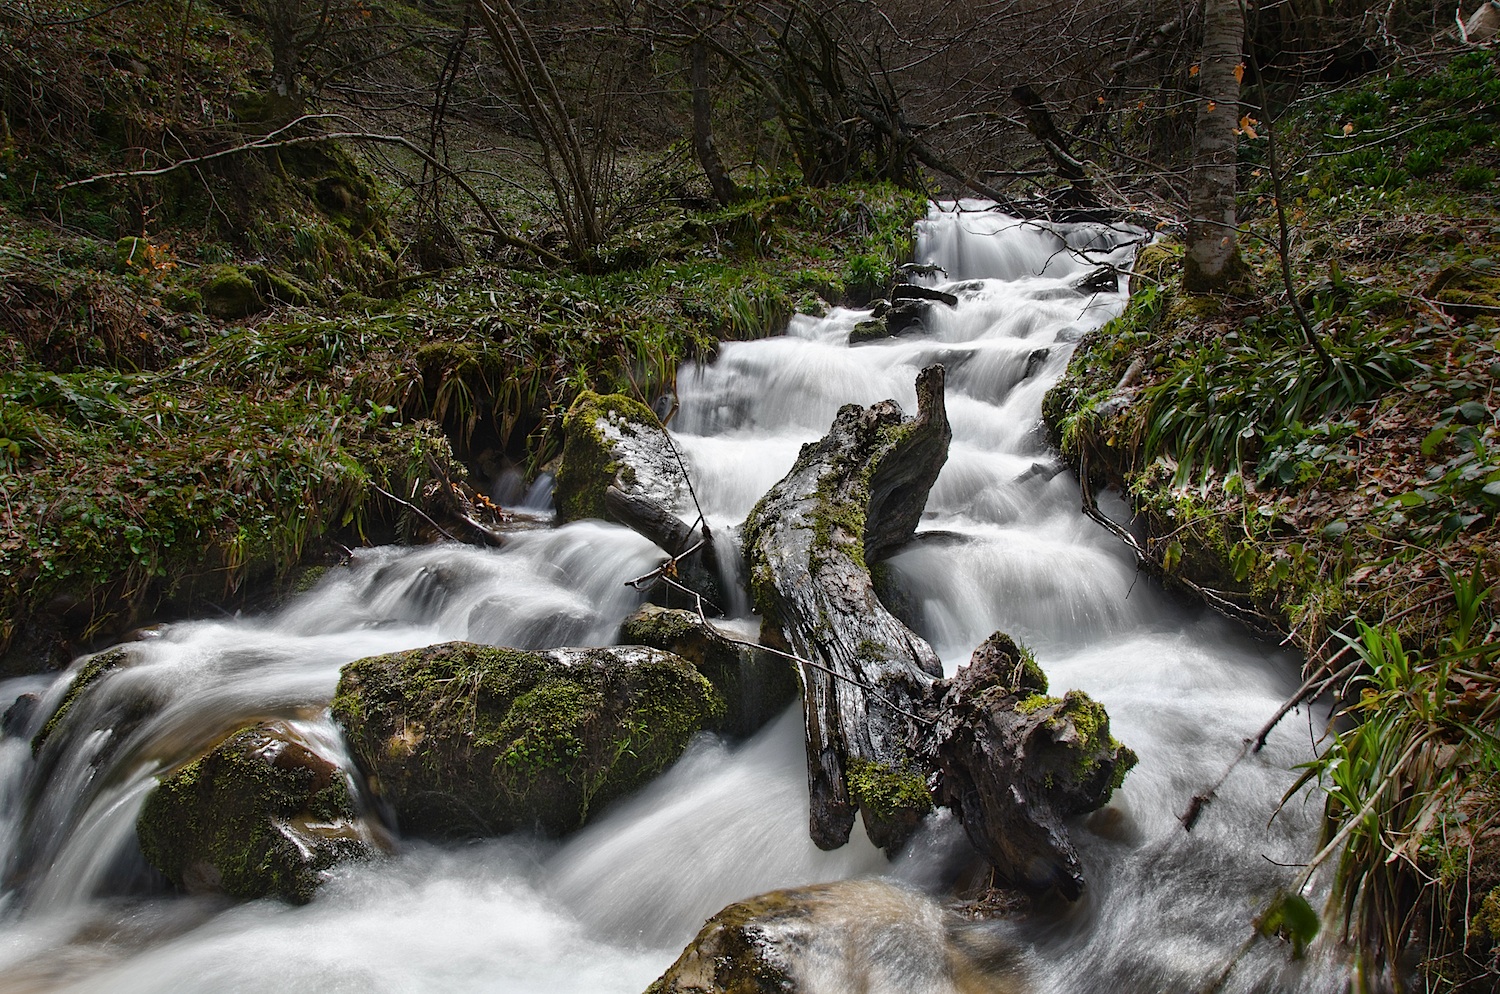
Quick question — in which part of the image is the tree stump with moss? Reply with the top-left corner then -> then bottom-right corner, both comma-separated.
928,632 -> 1136,900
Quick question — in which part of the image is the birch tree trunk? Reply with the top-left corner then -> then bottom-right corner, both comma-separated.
1183,0 -> 1245,291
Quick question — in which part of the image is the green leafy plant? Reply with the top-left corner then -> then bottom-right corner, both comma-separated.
1142,324 -> 1419,483
1286,570 -> 1500,982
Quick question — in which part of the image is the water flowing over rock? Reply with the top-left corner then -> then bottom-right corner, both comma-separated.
331,641 -> 722,838
554,390 -> 721,607
137,721 -> 380,904
619,604 -> 796,739
927,632 -> 1137,901
742,364 -> 951,852
645,879 -> 1025,994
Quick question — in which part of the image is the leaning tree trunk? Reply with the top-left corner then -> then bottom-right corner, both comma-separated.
743,365 -> 951,852
1183,0 -> 1245,291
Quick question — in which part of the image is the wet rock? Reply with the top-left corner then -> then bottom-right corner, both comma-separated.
892,282 -> 960,307
2,693 -> 39,738
849,317 -> 891,345
886,299 -> 930,336
331,641 -> 722,838
554,391 -> 720,607
743,365 -> 950,852
1023,348 -> 1050,380
1073,266 -> 1119,294
30,646 -> 132,756
137,721 -> 379,904
646,879 -> 1025,994
929,632 -> 1136,900
619,604 -> 796,738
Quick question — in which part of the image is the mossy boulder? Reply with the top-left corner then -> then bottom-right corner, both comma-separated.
136,721 -> 378,904
848,316 -> 890,344
200,264 -> 265,319
619,604 -> 797,738
554,392 -> 721,606
330,641 -> 722,838
554,391 -> 685,523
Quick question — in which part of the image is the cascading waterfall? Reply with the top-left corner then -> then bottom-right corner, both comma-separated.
0,205 -> 1348,993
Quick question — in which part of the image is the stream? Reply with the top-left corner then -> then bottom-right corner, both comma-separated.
0,205 -> 1348,993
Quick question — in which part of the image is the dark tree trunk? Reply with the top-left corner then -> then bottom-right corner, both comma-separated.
690,6 -> 738,206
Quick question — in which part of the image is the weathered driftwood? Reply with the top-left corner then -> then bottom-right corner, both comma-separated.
743,365 -> 951,852
742,366 -> 1134,897
926,633 -> 1135,901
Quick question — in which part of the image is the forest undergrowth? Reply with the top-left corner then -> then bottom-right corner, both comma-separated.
1045,49 -> 1500,990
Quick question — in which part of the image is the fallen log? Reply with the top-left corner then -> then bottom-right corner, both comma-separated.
742,366 -> 1134,897
743,365 -> 951,852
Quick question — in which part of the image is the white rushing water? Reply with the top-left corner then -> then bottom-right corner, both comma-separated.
0,205 -> 1346,993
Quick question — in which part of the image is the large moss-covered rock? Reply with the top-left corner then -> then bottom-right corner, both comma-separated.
137,721 -> 378,904
619,604 -> 796,738
331,641 -> 722,838
646,879 -> 1023,994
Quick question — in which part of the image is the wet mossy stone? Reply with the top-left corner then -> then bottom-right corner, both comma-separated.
330,641 -> 722,839
200,264 -> 265,319
136,721 -> 377,904
849,317 -> 890,344
619,605 -> 796,738
30,646 -> 130,757
554,391 -> 684,523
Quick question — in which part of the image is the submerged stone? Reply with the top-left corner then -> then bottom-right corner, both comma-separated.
331,641 -> 722,838
137,721 -> 379,904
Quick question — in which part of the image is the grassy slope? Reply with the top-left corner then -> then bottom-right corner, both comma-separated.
1044,50 -> 1500,989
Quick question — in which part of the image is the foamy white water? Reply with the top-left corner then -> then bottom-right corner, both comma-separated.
0,204 -> 1345,993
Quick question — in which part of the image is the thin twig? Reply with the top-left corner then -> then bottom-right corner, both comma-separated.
369,482 -> 463,544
